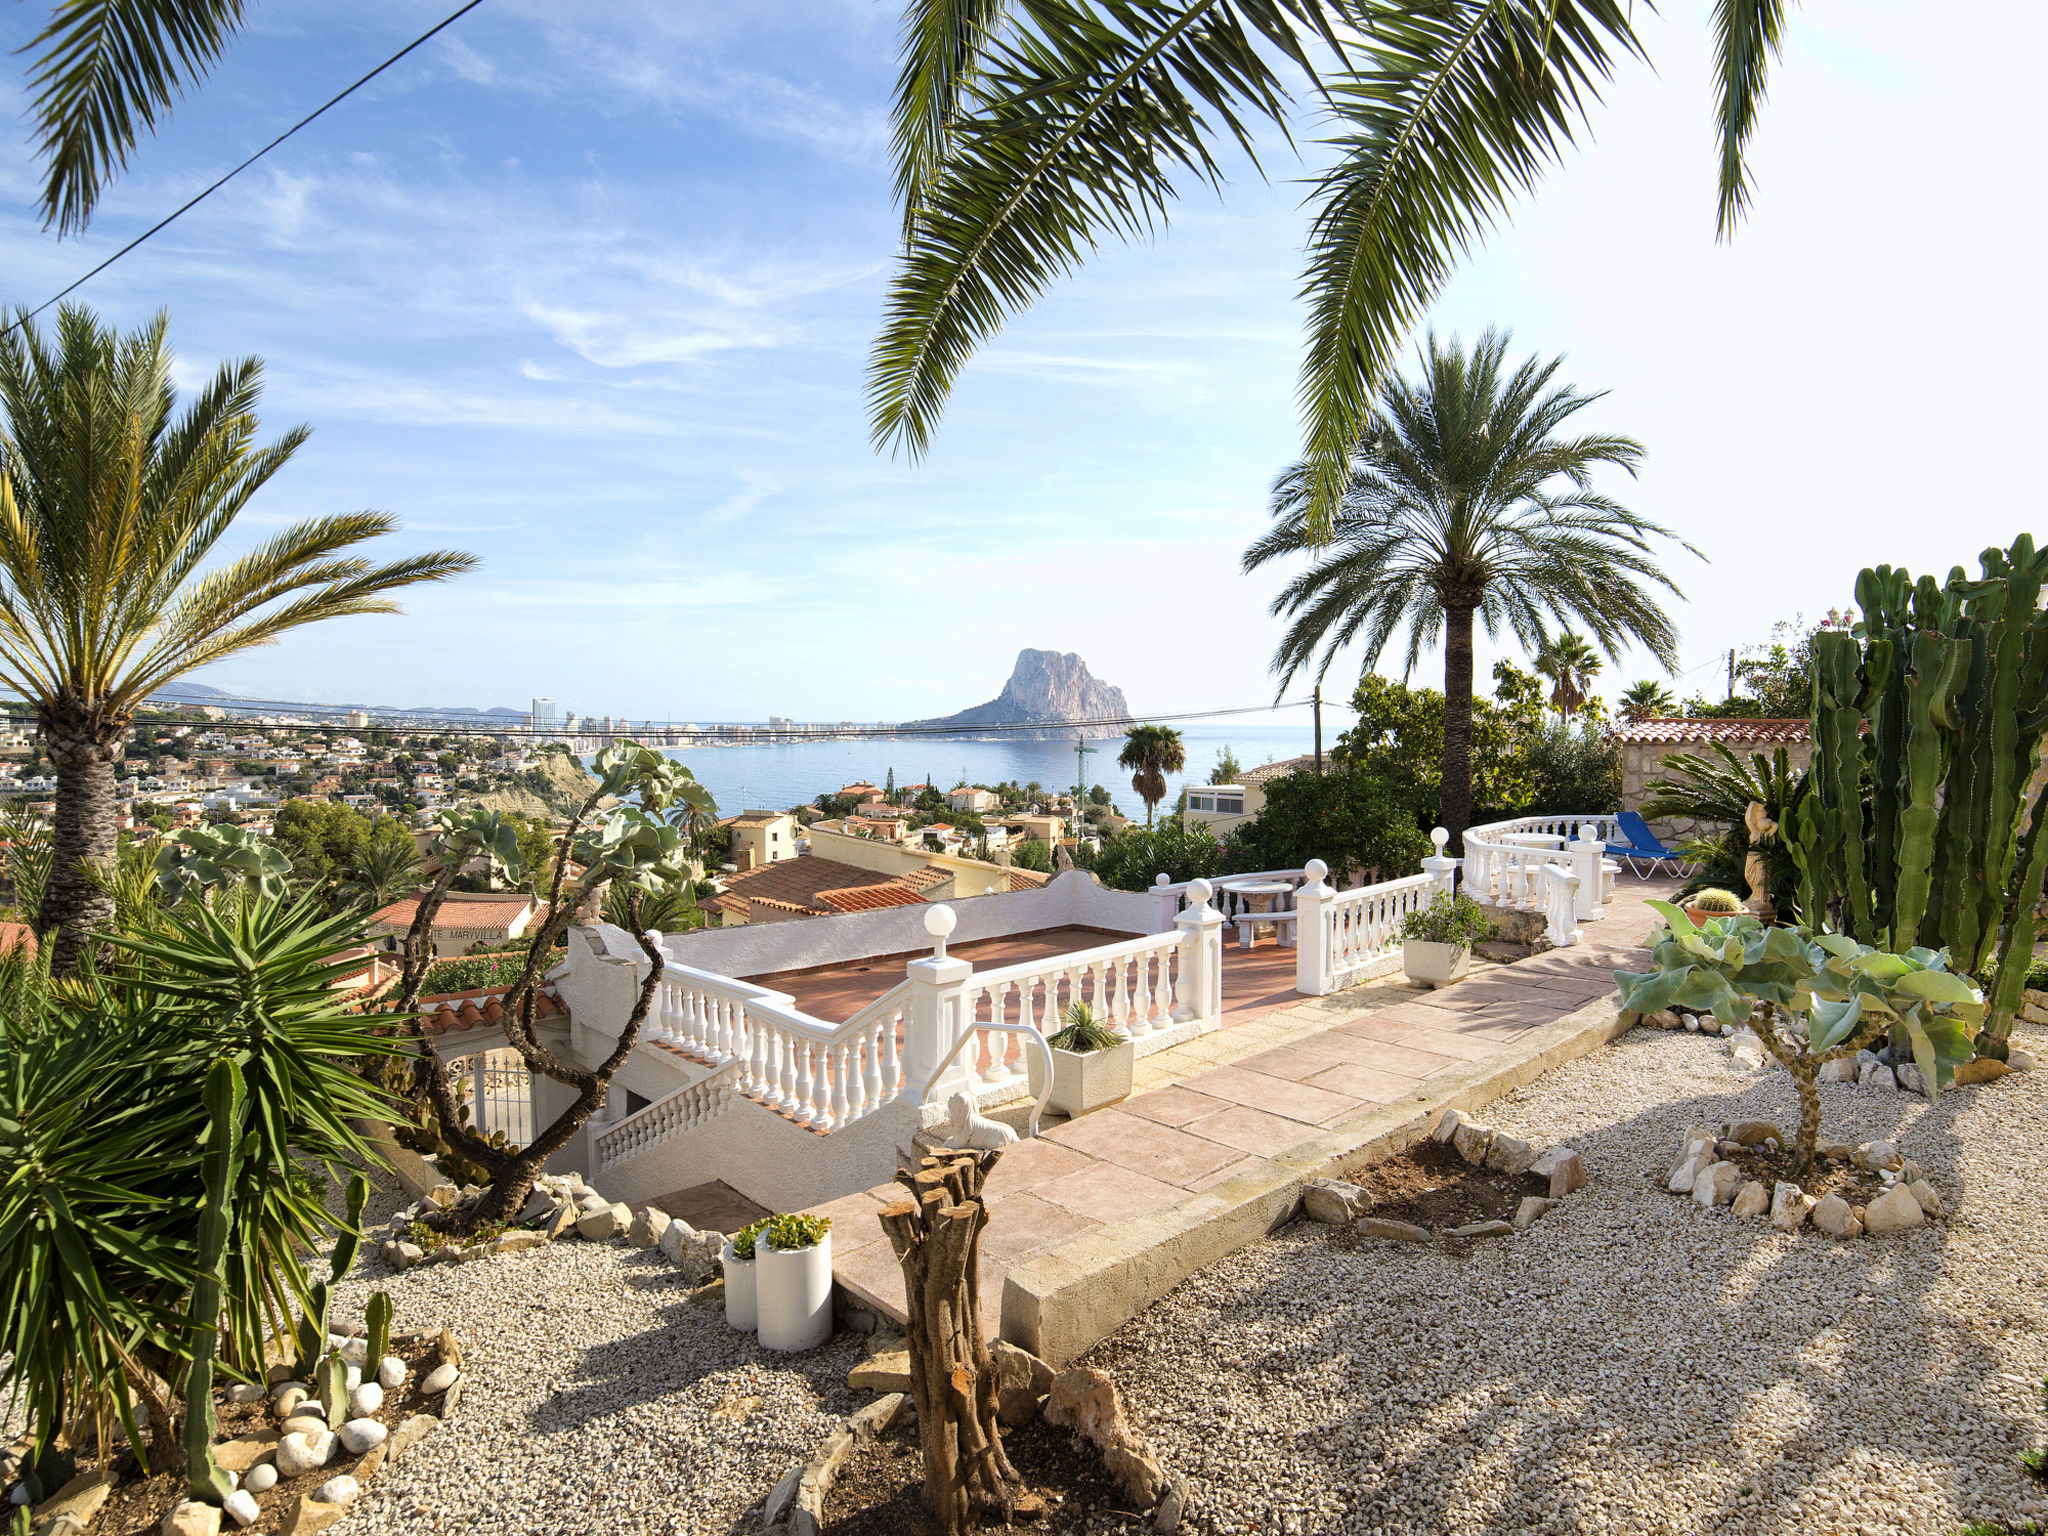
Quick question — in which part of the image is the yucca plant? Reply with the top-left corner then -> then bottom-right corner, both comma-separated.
1046,1001 -> 1122,1054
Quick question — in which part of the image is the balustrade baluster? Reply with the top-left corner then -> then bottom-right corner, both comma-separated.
860,1024 -> 883,1111
835,1041 -> 858,1125
792,1038 -> 816,1126
882,1014 -> 902,1098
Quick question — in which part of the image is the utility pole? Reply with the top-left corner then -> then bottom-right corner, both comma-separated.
1313,684 -> 1323,774
1074,735 -> 1095,818
1727,648 -> 1736,703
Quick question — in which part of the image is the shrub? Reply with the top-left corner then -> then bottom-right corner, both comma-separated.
763,1213 -> 831,1252
1046,1001 -> 1122,1054
1400,892 -> 1493,949
417,950 -> 531,995
1088,819 -> 1224,891
1223,763 -> 1428,885
729,1217 -> 771,1262
2027,955 -> 2048,993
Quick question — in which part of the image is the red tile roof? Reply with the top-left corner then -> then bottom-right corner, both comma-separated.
415,983 -> 567,1035
815,882 -> 927,913
1612,717 -> 1810,746
368,894 -> 541,934
707,855 -> 911,920
898,865 -> 953,894
1007,868 -> 1052,890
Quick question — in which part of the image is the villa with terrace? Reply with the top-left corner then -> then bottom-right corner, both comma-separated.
418,813 -> 1658,1363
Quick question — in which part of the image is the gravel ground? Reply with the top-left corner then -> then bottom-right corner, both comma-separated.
327,1212 -> 863,1536
1088,1022 -> 2048,1536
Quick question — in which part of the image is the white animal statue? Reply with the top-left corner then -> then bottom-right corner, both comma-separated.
942,1090 -> 1016,1150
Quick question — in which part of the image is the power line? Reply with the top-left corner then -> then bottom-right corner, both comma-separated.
3,0 -> 489,337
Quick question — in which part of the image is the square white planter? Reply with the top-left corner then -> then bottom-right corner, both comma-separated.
1402,939 -> 1471,989
1028,1040 -> 1135,1117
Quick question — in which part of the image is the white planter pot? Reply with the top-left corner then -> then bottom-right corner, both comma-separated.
756,1235 -> 834,1352
1402,939 -> 1471,989
1027,1040 -> 1135,1118
722,1241 -> 757,1332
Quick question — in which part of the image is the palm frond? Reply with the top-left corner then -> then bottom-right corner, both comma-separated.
1712,0 -> 1788,238
23,0 -> 252,235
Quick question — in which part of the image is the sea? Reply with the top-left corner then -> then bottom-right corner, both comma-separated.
654,720 -> 1318,823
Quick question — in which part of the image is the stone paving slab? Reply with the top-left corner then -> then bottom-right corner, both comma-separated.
823,875 -> 1681,1338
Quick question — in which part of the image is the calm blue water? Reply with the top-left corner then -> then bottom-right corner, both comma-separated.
658,721 -> 1317,822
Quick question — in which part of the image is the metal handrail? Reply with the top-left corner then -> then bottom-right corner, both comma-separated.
919,1021 -> 1055,1140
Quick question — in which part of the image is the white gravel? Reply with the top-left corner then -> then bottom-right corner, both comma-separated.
328,1233 -> 863,1536
1089,1022 -> 2048,1536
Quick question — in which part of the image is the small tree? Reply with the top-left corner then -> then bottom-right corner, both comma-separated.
389,743 -> 716,1231
1117,724 -> 1186,826
1614,902 -> 1980,1173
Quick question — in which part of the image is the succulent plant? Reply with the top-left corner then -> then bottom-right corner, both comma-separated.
1686,888 -> 1745,914
1046,1001 -> 1123,1054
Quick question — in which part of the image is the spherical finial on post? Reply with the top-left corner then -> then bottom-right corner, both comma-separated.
1304,858 -> 1329,890
1187,878 -> 1213,913
1431,827 -> 1450,853
1154,872 -> 1170,887
924,902 -> 958,959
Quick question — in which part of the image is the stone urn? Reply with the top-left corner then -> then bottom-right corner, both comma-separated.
1402,939 -> 1471,990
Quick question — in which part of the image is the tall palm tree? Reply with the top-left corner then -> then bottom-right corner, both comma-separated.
1619,679 -> 1677,724
871,0 -> 1799,537
1534,631 -> 1603,720
1117,725 -> 1186,827
1243,329 -> 1694,851
0,306 -> 474,971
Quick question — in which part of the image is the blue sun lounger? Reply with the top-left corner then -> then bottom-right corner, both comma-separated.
1612,811 -> 1698,879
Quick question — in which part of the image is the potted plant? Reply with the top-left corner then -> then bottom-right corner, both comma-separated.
1681,886 -> 1746,927
1027,1002 -> 1134,1117
1400,891 -> 1492,988
755,1213 -> 833,1352
722,1218 -> 767,1332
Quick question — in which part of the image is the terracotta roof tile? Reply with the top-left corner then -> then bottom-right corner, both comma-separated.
898,865 -> 952,894
1007,868 -> 1052,890
415,982 -> 566,1035
369,894 -> 542,933
1611,717 -> 1810,746
815,882 -> 927,913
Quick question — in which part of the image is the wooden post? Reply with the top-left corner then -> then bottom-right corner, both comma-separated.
879,1149 -> 1020,1533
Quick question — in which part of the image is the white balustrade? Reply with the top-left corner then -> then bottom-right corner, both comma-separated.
1541,863 -> 1582,948
1295,854 -> 1456,996
595,1061 -> 741,1170
1461,814 -> 1621,921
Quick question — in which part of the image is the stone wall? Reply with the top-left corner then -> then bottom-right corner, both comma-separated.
1620,738 -> 1816,845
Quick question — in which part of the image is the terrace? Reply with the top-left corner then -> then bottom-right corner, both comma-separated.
521,815 -> 1676,1362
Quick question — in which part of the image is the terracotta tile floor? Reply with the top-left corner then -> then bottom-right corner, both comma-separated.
817,874 -> 1680,1333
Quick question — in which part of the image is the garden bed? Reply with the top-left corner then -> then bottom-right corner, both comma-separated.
1342,1136 -> 1551,1231
824,1414 -> 1131,1535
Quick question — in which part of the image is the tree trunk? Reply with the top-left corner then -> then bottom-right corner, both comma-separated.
880,1150 -> 1020,1534
42,705 -> 125,976
1440,600 -> 1478,856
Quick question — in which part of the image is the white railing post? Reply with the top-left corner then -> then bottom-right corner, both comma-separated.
904,905 -> 975,1102
1174,879 -> 1225,1023
1543,865 -> 1582,947
1568,825 -> 1606,921
1421,827 -> 1459,901
1149,872 -> 1181,934
1295,859 -> 1335,997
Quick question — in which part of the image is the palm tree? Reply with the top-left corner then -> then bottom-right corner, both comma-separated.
1535,631 -> 1603,720
340,835 -> 422,913
870,1 -> 1802,537
1243,329 -> 1694,851
0,307 -> 474,972
1117,725 -> 1186,827
1619,679 -> 1677,724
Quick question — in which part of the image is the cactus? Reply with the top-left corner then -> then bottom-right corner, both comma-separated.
316,1352 -> 349,1429
183,1058 -> 247,1505
293,1173 -> 370,1376
1797,538 -> 2048,1044
366,1291 -> 392,1370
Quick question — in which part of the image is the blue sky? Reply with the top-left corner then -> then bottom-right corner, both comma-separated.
0,1 -> 2041,724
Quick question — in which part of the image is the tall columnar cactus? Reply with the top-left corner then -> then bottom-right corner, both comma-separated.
1789,537 -> 2048,1047
183,1058 -> 247,1505
293,1173 -> 370,1375
366,1291 -> 392,1370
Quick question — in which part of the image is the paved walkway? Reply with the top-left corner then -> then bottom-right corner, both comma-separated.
817,875 -> 1679,1332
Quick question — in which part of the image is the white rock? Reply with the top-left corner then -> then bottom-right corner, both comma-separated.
1864,1184 -> 1925,1233
161,1499 -> 221,1536
1303,1179 -> 1366,1224
225,1383 -> 266,1405
1431,1108 -> 1467,1144
390,1242 -> 424,1270
576,1204 -> 623,1241
1530,1146 -> 1586,1197
242,1464 -> 278,1493
348,1381 -> 383,1417
1896,1061 -> 1927,1095
1700,1016 -> 1723,1035
1691,1161 -> 1743,1207
1769,1181 -> 1812,1231
1859,1061 -> 1898,1092
1812,1193 -> 1863,1239
338,1418 -> 388,1455
314,1475 -> 361,1509
1682,1013 -> 1701,1031
577,1190 -> 612,1213
1730,1043 -> 1765,1071
1853,1140 -> 1904,1173
1730,1180 -> 1769,1218
343,1363 -> 362,1391
274,1430 -> 336,1477
421,1362 -> 460,1395
628,1205 -> 672,1248
2009,1049 -> 2038,1071
223,1490 -> 260,1528
270,1378 -> 309,1402
1818,1056 -> 1859,1084
336,1336 -> 369,1367
1484,1133 -> 1537,1176
279,1413 -> 329,1440
378,1355 -> 406,1390
1907,1178 -> 1946,1218
1451,1119 -> 1495,1167
1667,1153 -> 1711,1195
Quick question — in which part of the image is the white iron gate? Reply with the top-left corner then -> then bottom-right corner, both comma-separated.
452,1048 -> 533,1147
